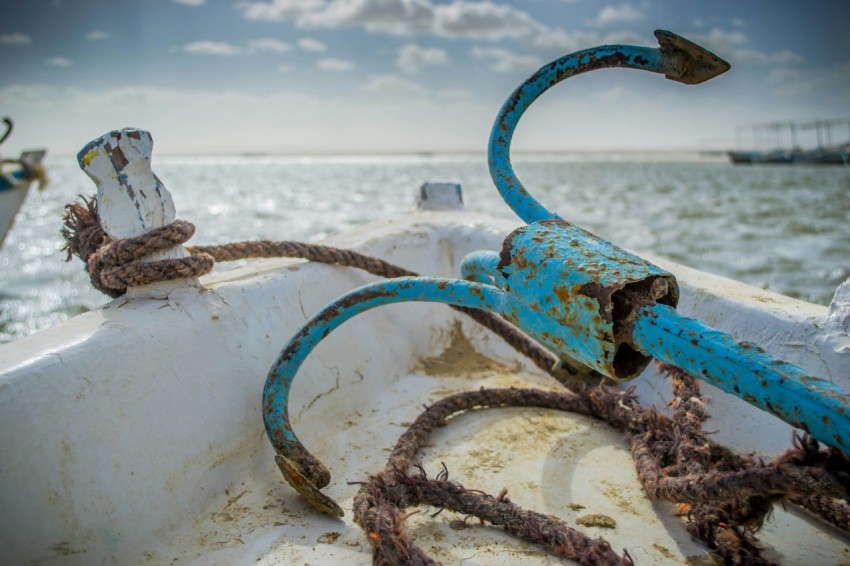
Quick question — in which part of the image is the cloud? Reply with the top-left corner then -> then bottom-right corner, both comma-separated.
238,0 -> 326,21
587,4 -> 643,27
303,0 -> 432,35
471,46 -> 541,73
525,28 -> 646,54
0,33 -> 31,45
436,87 -> 470,99
235,0 -> 656,58
85,31 -> 112,41
174,0 -> 206,5
691,28 -> 804,66
182,41 -> 243,55
237,0 -> 544,41
316,57 -> 355,71
298,37 -> 326,51
247,38 -> 292,53
0,82 -> 496,155
768,62 -> 850,98
46,56 -> 73,67
692,28 -> 747,50
397,43 -> 448,74
434,1 -> 541,40
181,38 -> 291,55
736,49 -> 802,65
361,74 -> 427,95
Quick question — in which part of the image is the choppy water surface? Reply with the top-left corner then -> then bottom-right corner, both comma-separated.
1,153 -> 847,343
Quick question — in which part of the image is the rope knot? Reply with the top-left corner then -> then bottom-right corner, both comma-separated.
61,196 -> 213,297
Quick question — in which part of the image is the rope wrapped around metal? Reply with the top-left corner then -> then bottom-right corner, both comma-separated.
60,196 -> 561,378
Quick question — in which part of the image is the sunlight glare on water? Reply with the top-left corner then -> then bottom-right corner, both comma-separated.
0,152 -> 847,344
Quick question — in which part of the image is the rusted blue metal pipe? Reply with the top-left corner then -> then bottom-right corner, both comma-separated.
489,30 -> 730,223
495,220 -> 850,453
496,220 -> 680,379
460,250 -> 505,286
263,277 -> 506,517
631,303 -> 850,453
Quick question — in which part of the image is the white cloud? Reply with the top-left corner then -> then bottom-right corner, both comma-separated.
437,87 -> 470,99
296,0 -> 436,35
690,28 -> 747,58
235,0 -> 657,58
736,49 -> 802,65
298,37 -> 326,51
434,1 -> 540,40
587,4 -> 643,27
238,0 -> 327,21
690,29 -> 804,67
174,0 -> 206,6
85,31 -> 112,41
0,33 -> 31,45
525,29 -> 646,54
46,56 -> 73,67
237,0 -> 544,41
731,18 -> 746,28
182,41 -> 243,55
317,57 -> 355,71
471,46 -> 541,73
181,39 -> 291,55
247,38 -> 292,53
397,43 -> 448,74
361,74 -> 427,95
593,85 -> 630,101
0,82 -> 494,155
768,62 -> 850,98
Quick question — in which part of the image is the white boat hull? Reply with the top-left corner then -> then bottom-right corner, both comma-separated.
0,200 -> 847,564
0,150 -> 47,248
0,183 -> 29,247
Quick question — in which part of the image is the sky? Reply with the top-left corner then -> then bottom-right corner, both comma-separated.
1,0 -> 848,155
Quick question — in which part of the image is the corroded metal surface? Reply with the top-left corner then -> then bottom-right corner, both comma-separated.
488,30 -> 729,224
263,277 -> 506,515
633,303 -> 850,453
497,219 -> 677,380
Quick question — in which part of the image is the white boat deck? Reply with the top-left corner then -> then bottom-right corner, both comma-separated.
1,199 -> 848,564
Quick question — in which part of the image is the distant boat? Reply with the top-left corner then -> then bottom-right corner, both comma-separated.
729,118 -> 850,165
0,117 -> 47,248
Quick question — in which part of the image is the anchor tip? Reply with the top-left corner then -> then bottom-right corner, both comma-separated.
654,29 -> 730,85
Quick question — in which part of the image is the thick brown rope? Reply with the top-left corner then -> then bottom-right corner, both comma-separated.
667,365 -> 773,564
61,198 -> 214,297
351,387 -> 633,565
61,197 -> 559,377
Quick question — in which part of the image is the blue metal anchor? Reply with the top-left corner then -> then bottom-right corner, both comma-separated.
262,31 -> 850,517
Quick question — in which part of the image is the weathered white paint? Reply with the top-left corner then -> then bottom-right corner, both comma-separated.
0,186 -> 847,564
78,129 -> 195,297
0,184 -> 29,247
416,182 -> 464,210
827,278 -> 850,332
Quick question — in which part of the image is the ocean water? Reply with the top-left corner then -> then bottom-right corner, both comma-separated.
1,152 -> 848,344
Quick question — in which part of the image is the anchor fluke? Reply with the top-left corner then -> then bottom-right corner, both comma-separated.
655,29 -> 730,85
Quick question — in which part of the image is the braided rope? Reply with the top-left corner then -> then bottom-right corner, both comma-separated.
61,198 -> 559,377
